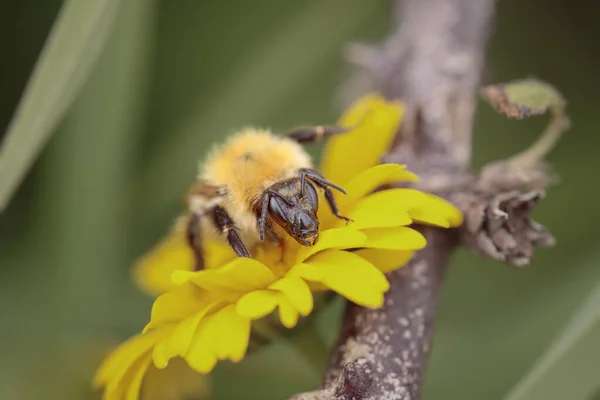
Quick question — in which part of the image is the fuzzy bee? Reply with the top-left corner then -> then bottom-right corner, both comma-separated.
186,125 -> 352,270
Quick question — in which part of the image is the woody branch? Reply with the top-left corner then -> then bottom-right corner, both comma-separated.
288,0 -> 496,398
288,0 -> 562,397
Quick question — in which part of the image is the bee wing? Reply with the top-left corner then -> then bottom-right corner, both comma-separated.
182,180 -> 227,205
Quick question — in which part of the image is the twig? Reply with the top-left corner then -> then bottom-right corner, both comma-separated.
289,231 -> 454,400
289,0 -> 495,398
505,108 -> 570,169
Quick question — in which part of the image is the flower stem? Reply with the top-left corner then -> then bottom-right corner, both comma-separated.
507,107 -> 570,168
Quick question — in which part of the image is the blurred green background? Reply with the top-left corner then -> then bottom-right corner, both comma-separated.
2,0 -> 600,399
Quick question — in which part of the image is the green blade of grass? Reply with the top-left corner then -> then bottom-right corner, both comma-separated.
0,0 -> 120,212
505,256 -> 600,400
28,0 -> 155,397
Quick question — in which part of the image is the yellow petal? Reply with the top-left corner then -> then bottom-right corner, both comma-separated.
426,193 -> 463,227
152,302 -> 217,368
320,93 -> 404,184
407,208 -> 450,228
170,270 -> 197,285
203,257 -> 276,290
270,277 -> 313,316
152,340 -> 170,370
362,227 -> 427,251
173,257 -> 275,293
295,228 -> 366,262
141,358 -> 211,400
210,304 -> 251,362
306,281 -> 330,291
94,330 -> 163,387
354,249 -> 414,273
168,305 -> 215,354
132,223 -> 195,296
286,263 -> 324,282
203,239 -> 237,270
223,306 -> 251,361
145,284 -> 210,332
308,251 -> 388,308
185,319 -> 218,374
375,188 -> 429,209
102,352 -> 152,400
125,353 -> 152,400
408,193 -> 463,227
236,290 -> 279,319
343,164 -> 419,204
99,330 -> 173,399
132,217 -> 236,296
208,306 -> 231,360
103,377 -> 124,400
343,192 -> 414,230
278,296 -> 299,328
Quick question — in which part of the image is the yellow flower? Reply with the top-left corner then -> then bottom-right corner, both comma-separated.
94,330 -> 211,400
94,93 -> 463,399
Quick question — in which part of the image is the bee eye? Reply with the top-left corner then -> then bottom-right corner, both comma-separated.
268,196 -> 289,227
304,182 -> 318,211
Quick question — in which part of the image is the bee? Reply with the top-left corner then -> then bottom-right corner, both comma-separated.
185,125 -> 352,270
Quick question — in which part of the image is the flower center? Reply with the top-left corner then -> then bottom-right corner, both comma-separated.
252,237 -> 301,279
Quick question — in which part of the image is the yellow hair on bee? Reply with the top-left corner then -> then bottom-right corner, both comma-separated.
199,128 -> 312,239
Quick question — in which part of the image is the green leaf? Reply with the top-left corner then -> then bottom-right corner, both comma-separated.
0,0 -> 121,212
480,78 -> 571,169
28,0 -> 156,397
505,258 -> 600,400
481,78 -> 566,119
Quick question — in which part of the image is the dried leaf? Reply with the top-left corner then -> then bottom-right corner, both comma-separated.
481,78 -> 565,119
463,189 -> 555,268
480,78 -> 570,170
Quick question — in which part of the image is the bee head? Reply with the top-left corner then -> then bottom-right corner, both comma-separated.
265,179 -> 319,247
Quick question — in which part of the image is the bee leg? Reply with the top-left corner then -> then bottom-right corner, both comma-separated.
210,206 -> 251,258
186,212 -> 205,270
264,223 -> 282,245
258,189 -> 294,241
284,125 -> 349,143
258,190 -> 292,242
186,184 -> 229,269
263,223 -> 286,259
323,187 -> 353,224
300,168 -> 353,224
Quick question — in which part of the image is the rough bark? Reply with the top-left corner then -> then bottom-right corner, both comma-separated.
288,0 -> 561,397
289,0 -> 496,398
